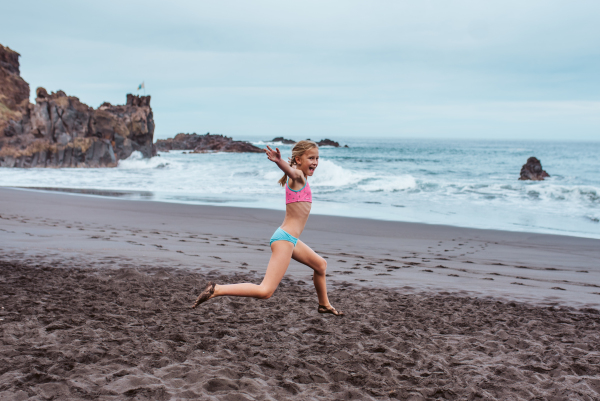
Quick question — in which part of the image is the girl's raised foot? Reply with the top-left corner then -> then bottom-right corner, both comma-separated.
191,282 -> 216,309
318,304 -> 344,316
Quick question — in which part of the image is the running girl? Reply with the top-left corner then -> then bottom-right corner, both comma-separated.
191,140 -> 344,316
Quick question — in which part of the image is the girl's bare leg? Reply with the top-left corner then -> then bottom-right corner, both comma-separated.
210,240 -> 294,299
292,240 -> 331,307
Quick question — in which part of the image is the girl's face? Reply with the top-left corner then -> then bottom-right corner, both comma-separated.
295,147 -> 319,177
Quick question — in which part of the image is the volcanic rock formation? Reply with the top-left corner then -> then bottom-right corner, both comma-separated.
270,137 -> 349,147
310,138 -> 349,148
155,133 -> 262,153
271,137 -> 296,144
519,157 -> 550,181
0,44 -> 154,168
315,138 -> 342,147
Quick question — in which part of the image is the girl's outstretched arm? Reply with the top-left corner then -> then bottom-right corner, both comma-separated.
265,146 -> 304,180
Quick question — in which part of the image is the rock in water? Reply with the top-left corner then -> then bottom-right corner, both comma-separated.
519,157 -> 550,181
155,133 -> 262,153
0,43 -> 155,168
271,137 -> 296,144
315,138 -> 341,147
310,138 -> 348,148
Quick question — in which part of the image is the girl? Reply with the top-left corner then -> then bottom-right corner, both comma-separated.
191,140 -> 344,316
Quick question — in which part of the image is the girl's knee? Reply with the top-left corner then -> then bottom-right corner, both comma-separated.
314,258 -> 327,275
257,286 -> 275,299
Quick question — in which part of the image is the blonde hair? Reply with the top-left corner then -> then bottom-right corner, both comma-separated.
278,140 -> 318,187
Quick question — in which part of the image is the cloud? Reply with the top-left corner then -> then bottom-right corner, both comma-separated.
2,0 -> 599,140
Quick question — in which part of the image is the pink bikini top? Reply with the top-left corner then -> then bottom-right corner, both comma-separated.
286,179 -> 312,204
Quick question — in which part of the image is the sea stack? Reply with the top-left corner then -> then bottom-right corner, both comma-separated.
0,43 -> 155,168
519,157 -> 550,181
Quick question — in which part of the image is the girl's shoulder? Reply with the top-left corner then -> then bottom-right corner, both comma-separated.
287,171 -> 307,190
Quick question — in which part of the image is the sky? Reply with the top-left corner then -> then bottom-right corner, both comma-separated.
3,0 -> 599,141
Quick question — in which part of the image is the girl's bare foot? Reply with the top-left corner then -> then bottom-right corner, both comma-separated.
191,282 -> 216,308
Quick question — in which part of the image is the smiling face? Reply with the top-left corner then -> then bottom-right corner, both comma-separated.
295,147 -> 319,177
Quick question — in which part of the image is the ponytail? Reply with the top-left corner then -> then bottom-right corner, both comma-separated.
278,164 -> 293,187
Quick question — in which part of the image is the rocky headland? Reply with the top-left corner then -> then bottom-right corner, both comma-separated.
0,44 -> 154,168
519,157 -> 550,181
155,133 -> 262,153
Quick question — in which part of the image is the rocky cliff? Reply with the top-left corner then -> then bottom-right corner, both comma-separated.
155,133 -> 262,153
0,44 -> 154,168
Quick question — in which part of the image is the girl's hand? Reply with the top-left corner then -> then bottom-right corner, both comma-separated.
265,146 -> 282,163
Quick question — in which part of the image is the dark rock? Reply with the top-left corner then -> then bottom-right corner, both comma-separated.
271,137 -> 296,145
313,138 -> 348,148
519,157 -> 550,181
0,44 -> 30,136
155,133 -> 262,153
0,43 -> 155,168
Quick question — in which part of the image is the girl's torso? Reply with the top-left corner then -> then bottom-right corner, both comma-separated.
280,178 -> 312,238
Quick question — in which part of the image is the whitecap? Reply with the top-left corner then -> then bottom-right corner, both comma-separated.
358,175 -> 417,192
118,151 -> 176,170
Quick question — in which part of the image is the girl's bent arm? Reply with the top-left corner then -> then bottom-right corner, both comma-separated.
265,146 -> 303,180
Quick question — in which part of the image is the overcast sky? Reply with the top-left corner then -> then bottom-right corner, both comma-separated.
3,0 -> 599,140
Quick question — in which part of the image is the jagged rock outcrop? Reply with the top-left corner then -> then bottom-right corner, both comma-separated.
270,137 -> 349,148
271,137 -> 296,144
315,138 -> 341,147
519,157 -> 550,181
309,138 -> 349,148
0,44 -> 154,168
155,133 -> 262,153
0,45 -> 30,137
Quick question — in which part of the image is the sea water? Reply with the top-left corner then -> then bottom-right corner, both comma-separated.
1,138 -> 599,239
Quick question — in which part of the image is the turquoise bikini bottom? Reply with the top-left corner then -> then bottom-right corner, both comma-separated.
270,227 -> 298,247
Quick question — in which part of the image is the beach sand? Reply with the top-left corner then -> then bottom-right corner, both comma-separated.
1,187 -> 600,400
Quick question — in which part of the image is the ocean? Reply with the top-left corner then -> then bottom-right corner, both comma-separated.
1,138 -> 599,239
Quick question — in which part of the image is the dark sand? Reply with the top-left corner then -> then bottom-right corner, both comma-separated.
1,187 -> 600,400
1,261 -> 600,400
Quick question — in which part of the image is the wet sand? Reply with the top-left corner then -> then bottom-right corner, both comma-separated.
1,187 -> 600,400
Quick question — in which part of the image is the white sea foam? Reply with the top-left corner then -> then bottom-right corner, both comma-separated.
358,175 -> 417,192
252,140 -> 293,147
118,151 -> 176,170
1,139 -> 599,238
310,160 -> 373,188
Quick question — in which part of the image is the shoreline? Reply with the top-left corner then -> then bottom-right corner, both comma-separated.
1,187 -> 599,310
5,185 -> 600,241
